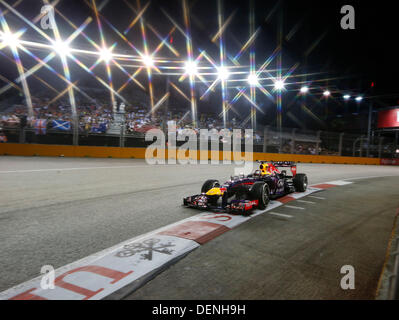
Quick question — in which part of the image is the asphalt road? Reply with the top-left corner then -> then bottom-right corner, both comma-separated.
0,156 -> 399,296
126,177 -> 399,300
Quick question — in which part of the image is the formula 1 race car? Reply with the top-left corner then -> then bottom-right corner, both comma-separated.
183,161 -> 308,215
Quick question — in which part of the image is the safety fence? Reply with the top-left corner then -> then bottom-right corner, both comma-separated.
262,127 -> 398,159
1,125 -> 398,160
0,143 -> 388,165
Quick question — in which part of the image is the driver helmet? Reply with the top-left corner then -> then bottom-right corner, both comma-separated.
260,163 -> 271,176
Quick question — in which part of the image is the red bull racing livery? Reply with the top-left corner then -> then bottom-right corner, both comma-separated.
183,161 -> 308,215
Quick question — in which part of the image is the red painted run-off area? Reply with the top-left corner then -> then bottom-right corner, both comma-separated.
160,221 -> 230,244
277,196 -> 296,204
310,184 -> 337,189
9,266 -> 134,300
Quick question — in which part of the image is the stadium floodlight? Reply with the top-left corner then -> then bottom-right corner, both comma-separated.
0,31 -> 20,47
217,66 -> 230,80
99,48 -> 113,63
343,94 -> 351,100
185,60 -> 198,76
300,86 -> 309,94
247,73 -> 258,86
355,96 -> 363,102
323,90 -> 331,97
52,40 -> 71,56
142,55 -> 154,67
274,79 -> 285,91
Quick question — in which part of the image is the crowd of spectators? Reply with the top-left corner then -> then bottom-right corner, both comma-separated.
124,105 -> 256,136
0,96 -> 257,137
281,142 -> 320,155
0,99 -> 342,155
0,130 -> 7,143
0,97 -> 114,133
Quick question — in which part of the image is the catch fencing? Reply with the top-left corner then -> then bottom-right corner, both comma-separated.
0,125 -> 398,159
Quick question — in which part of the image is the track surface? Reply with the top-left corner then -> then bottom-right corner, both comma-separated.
126,177 -> 399,300
0,156 -> 399,296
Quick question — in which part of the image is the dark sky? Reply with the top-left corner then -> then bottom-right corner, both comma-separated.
1,0 -> 398,131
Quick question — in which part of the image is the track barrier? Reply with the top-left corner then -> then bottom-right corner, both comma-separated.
0,143 -> 388,165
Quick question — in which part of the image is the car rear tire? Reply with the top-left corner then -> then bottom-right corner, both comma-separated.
293,174 -> 308,192
201,179 -> 220,193
250,182 -> 270,210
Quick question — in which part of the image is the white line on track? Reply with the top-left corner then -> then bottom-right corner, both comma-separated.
342,174 -> 399,181
307,195 -> 325,200
269,212 -> 293,219
0,163 -> 239,174
296,199 -> 316,204
284,205 -> 305,210
0,165 -> 156,174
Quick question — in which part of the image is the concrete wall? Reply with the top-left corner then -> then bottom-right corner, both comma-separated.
0,143 -> 382,165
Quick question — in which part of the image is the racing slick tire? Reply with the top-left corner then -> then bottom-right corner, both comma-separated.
250,182 -> 270,210
201,179 -> 220,193
293,174 -> 308,192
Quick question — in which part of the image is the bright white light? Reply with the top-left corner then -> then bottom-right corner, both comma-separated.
323,90 -> 331,97
247,73 -> 258,86
52,40 -> 71,56
217,66 -> 230,80
0,31 -> 20,47
99,48 -> 113,63
142,55 -> 154,67
185,61 -> 198,76
274,80 -> 285,91
355,96 -> 363,102
300,86 -> 309,94
343,94 -> 351,100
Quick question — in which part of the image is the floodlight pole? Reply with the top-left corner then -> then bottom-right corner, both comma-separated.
73,113 -> 79,146
162,75 -> 170,135
291,128 -> 296,154
378,136 -> 384,158
316,131 -> 321,155
366,99 -> 373,157
338,132 -> 344,156
263,126 -> 269,153
366,85 -> 375,158
360,135 -> 365,157
120,122 -> 125,148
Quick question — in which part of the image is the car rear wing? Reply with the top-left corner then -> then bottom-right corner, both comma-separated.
273,162 -> 297,177
256,161 -> 297,176
256,160 -> 296,167
271,161 -> 296,167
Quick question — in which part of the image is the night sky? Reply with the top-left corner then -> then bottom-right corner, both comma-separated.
0,0 -> 398,132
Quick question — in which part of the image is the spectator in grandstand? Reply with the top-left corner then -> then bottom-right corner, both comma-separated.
0,131 -> 7,143
1,94 -> 255,137
1,113 -> 20,128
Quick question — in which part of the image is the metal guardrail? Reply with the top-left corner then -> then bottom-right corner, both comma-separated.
388,236 -> 399,300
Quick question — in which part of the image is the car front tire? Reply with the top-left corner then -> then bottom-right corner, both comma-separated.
201,179 -> 220,193
250,182 -> 270,210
